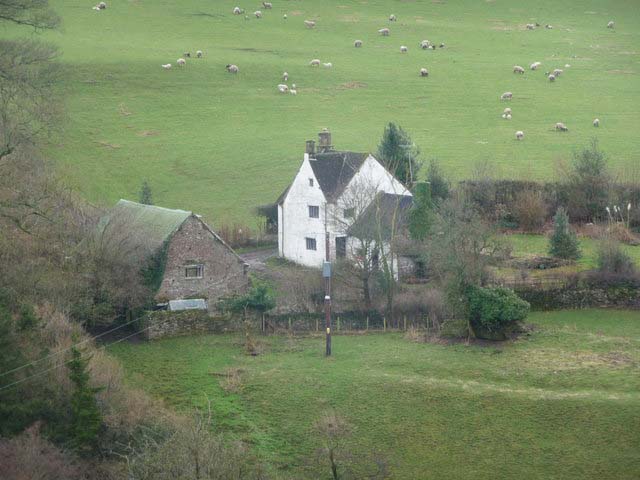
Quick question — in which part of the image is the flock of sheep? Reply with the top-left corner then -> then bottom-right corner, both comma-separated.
502,19 -> 615,140
91,2 -> 106,11
161,50 -> 204,70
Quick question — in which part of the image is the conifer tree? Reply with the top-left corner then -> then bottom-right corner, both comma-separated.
377,123 -> 421,188
68,346 -> 102,453
139,180 -> 153,205
549,207 -> 581,260
408,182 -> 434,241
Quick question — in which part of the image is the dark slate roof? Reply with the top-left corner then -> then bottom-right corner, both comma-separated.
348,193 -> 413,241
309,151 -> 368,201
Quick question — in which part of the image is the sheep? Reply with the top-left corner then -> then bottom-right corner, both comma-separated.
502,114 -> 506,119
177,58 -> 186,66
196,50 -> 203,58
254,10 -> 262,18
309,59 -> 321,67
548,74 -> 556,82
282,72 -> 288,81
322,62 -> 333,68
420,68 -> 429,77
553,68 -> 563,76
291,83 -> 296,89
503,107 -> 512,115
420,40 -> 431,49
233,6 -> 242,14
530,61 -> 541,70
183,52 -> 191,58
545,24 -> 553,29
161,63 -> 172,70
283,14 -> 287,19
277,84 -> 289,93
593,118 -> 600,127
555,122 -> 568,131
400,45 -> 408,53
304,20 -> 316,28
389,14 -> 397,22
290,89 -> 297,95
439,43 -> 445,48
500,91 -> 513,100
378,27 -> 390,36
506,114 -> 512,120
354,39 -> 363,48
513,65 -> 525,74
515,130 -> 524,140
98,1 -> 106,9
526,23 -> 535,30
607,20 -> 614,29
565,64 -> 571,68
226,64 -> 239,73
262,2 -> 272,9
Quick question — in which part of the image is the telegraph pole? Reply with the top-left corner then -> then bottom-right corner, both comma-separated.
323,224 -> 332,356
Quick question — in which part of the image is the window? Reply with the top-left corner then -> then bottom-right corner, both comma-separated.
305,237 -> 317,250
308,205 -> 320,218
336,237 -> 347,258
184,264 -> 204,279
344,207 -> 355,218
309,178 -> 314,187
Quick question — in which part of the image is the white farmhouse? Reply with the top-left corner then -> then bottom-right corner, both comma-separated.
276,130 -> 412,271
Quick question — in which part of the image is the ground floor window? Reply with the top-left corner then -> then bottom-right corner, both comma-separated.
306,237 -> 317,250
185,264 -> 204,278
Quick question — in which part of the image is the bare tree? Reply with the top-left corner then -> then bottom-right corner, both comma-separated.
0,0 -> 60,30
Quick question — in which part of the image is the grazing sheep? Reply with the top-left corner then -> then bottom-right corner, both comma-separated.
513,65 -> 525,74
263,2 -> 272,9
292,83 -> 296,89
502,114 -> 506,119
593,118 -> 600,127
548,74 -> 556,82
420,40 -> 431,49
526,23 -> 535,30
277,84 -> 289,93
254,10 -> 262,18
309,59 -> 321,67
420,68 -> 429,77
226,64 -> 239,73
354,39 -> 363,48
98,1 -> 106,9
233,6 -> 242,14
389,14 -> 397,22
607,21 -> 614,29
177,58 -> 186,66
555,122 -> 568,131
515,130 -> 524,140
545,24 -> 553,29
92,5 -> 100,11
506,114 -> 512,120
378,27 -> 390,36
304,20 -> 316,28
283,72 -> 288,81
500,91 -> 513,101
283,14 -> 287,19
565,64 -> 570,68
196,50 -> 203,58
530,61 -> 541,70
439,43 -> 445,48
503,107 -> 512,115
400,45 -> 408,53
183,52 -> 191,58
322,62 -> 333,68
161,63 -> 172,70
290,89 -> 297,95
553,68 -> 563,76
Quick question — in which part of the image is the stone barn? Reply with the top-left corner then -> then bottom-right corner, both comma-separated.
97,200 -> 249,307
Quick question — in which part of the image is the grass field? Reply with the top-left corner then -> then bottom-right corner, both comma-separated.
506,233 -> 640,270
109,309 -> 640,479
7,0 -> 639,223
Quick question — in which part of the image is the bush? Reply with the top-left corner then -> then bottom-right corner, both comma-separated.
513,189 -> 547,232
596,239 -> 636,274
467,286 -> 530,340
549,207 -> 581,260
566,139 -> 610,222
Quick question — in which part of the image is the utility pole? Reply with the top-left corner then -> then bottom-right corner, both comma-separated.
323,219 -> 332,356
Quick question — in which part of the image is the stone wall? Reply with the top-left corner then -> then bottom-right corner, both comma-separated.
143,310 -> 237,340
156,215 -> 249,305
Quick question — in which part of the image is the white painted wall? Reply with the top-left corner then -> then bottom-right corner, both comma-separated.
280,154 -> 327,267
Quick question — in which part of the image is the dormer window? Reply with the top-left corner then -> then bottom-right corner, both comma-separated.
309,178 -> 314,187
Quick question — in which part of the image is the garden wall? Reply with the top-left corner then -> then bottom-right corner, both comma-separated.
143,310 -> 236,340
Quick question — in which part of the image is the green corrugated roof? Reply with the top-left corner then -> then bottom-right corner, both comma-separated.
97,200 -> 192,254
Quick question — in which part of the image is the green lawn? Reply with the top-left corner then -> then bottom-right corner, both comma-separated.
506,233 -> 640,270
109,309 -> 640,479
5,0 -> 638,223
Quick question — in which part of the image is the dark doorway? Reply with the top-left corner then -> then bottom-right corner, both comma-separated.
336,237 -> 347,258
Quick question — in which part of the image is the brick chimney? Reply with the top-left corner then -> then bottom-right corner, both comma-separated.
305,139 -> 316,156
317,128 -> 332,153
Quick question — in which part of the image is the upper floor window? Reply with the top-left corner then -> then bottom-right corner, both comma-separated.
185,264 -> 204,279
309,178 -> 314,187
344,207 -> 355,218
308,205 -> 320,218
305,237 -> 317,250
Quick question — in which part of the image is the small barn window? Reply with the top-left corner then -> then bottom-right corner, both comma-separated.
308,205 -> 320,218
344,207 -> 355,218
305,237 -> 317,250
185,264 -> 204,279
309,178 -> 314,187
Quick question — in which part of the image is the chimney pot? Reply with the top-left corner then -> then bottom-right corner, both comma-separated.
317,129 -> 332,153
305,140 -> 316,156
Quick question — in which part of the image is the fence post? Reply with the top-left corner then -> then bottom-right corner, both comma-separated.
315,317 -> 319,332
366,316 -> 369,331
403,315 -> 407,331
383,316 -> 386,332
288,317 -> 292,331
337,316 -> 341,331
